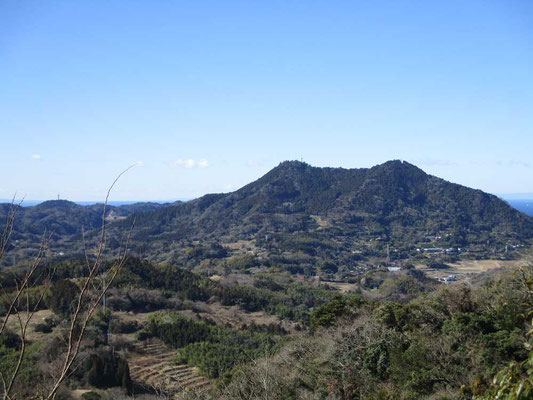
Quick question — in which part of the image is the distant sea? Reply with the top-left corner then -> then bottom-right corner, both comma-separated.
504,200 -> 533,216
497,193 -> 533,216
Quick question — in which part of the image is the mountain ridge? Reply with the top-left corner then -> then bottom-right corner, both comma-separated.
1,160 -> 531,267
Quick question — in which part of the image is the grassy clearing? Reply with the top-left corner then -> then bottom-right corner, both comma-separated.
3,309 -> 54,341
324,281 -> 358,293
416,258 -> 526,280
448,259 -> 522,273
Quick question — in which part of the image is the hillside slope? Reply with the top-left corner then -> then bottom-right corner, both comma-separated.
120,160 -> 532,245
1,161 -> 531,267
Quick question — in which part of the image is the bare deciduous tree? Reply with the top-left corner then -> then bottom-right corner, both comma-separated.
0,166 -> 137,400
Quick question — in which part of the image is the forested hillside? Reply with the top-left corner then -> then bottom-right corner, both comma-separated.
109,161 -> 533,271
2,161 -> 531,269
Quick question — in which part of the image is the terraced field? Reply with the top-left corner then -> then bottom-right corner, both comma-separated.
127,340 -> 211,398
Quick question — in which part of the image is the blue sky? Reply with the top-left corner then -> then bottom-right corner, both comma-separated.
1,1 -> 532,201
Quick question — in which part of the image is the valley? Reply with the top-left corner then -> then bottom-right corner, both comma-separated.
1,161 -> 532,399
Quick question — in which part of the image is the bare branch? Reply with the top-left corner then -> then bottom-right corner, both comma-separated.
44,165 -> 137,400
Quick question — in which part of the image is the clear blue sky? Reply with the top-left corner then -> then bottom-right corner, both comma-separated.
1,1 -> 532,201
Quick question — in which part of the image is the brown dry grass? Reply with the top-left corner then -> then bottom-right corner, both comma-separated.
222,240 -> 255,251
448,259 -> 523,273
325,281 -> 358,293
415,253 -> 531,279
177,301 -> 301,333
3,309 -> 54,342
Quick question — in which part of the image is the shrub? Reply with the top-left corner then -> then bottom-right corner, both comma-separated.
45,279 -> 80,316
82,392 -> 102,400
310,295 -> 347,330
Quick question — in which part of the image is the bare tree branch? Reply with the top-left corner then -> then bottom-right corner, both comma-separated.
0,164 -> 138,400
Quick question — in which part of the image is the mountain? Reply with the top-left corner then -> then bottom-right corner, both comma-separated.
122,160 -> 531,236
102,160 -> 533,266
1,200 -> 167,236
1,160 -> 532,268
0,200 -> 166,266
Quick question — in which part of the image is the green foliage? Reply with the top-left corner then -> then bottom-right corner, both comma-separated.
45,279 -> 80,316
0,284 -> 48,315
144,312 -> 280,378
474,353 -> 533,399
109,317 -> 141,334
379,275 -> 425,298
225,255 -> 258,270
310,295 -> 348,330
185,244 -> 228,259
81,392 -> 102,400
0,339 -> 43,398
375,302 -> 409,331
0,329 -> 21,349
34,317 -> 58,333
113,257 -> 214,301
254,277 -> 284,291
220,267 -> 533,400
318,260 -> 338,274
85,350 -> 132,394
142,313 -> 213,348
177,342 -> 256,378
219,281 -> 337,323
472,268 -> 533,399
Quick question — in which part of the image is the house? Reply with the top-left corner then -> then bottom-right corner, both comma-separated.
424,247 -> 444,254
436,275 -> 457,283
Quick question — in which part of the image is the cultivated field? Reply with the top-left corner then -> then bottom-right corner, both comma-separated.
127,340 -> 211,398
416,257 -> 528,280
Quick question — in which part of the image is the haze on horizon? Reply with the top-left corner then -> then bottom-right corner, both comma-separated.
1,1 -> 532,201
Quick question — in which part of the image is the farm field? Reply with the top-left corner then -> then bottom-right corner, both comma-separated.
177,301 -> 300,333
323,281 -> 358,293
448,259 -> 523,273
126,340 -> 211,398
415,258 -> 526,280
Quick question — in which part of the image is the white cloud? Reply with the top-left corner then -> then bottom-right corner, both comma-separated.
172,158 -> 209,169
174,159 -> 196,168
31,154 -> 42,160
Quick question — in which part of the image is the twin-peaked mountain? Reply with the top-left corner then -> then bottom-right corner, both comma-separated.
1,160 -> 532,266
118,160 -> 532,242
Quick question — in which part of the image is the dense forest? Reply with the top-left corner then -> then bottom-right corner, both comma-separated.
219,267 -> 533,399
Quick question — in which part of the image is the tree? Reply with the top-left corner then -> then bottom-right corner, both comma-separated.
310,295 -> 347,330
45,280 -> 80,316
0,166 -> 136,399
473,267 -> 533,399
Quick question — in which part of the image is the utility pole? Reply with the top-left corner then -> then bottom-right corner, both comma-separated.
102,272 -> 107,314
102,272 -> 111,346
